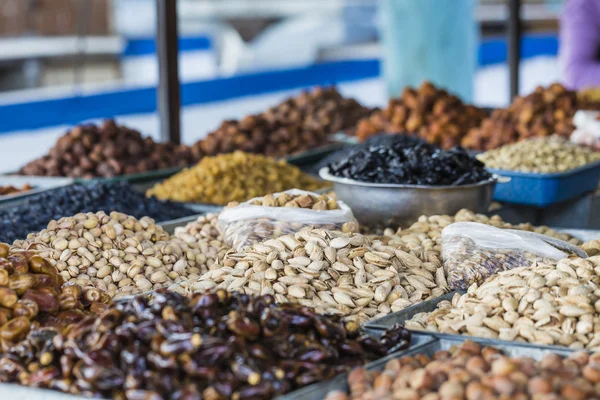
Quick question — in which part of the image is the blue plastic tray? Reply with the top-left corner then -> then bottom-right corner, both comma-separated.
489,160 -> 600,207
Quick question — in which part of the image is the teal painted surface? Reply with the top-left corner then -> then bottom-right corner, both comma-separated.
381,0 -> 478,101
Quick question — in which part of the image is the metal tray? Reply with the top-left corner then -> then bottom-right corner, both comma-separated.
284,143 -> 348,166
489,159 -> 600,207
365,292 -> 459,330
159,214 -> 208,235
558,228 -> 600,242
0,176 -> 73,205
365,291 -> 593,354
276,332 -> 436,400
284,336 -> 576,399
0,383 -> 90,400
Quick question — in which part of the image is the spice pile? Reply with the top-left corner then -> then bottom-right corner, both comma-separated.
462,83 -> 600,151
0,184 -> 33,196
18,120 -> 199,178
178,228 -> 449,324
326,340 -> 600,400
147,151 -> 329,204
12,212 -> 205,299
327,140 -> 491,185
0,182 -> 196,243
406,250 -> 600,349
193,87 -> 371,158
0,289 -> 411,399
477,135 -> 600,173
0,244 -> 109,350
354,81 -> 487,148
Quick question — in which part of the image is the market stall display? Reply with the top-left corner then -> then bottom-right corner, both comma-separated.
0,244 -> 110,350
3,77 -> 600,400
462,83 -> 600,151
192,87 -> 371,158
404,248 -> 600,349
325,340 -> 600,400
0,289 -> 411,399
0,182 -> 197,243
147,151 -> 329,205
17,120 -> 200,178
354,81 -> 487,148
12,212 -> 205,299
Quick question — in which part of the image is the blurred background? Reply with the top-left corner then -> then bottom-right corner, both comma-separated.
0,0 -> 568,172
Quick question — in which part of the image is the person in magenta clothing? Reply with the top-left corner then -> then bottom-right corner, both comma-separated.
560,0 -> 600,90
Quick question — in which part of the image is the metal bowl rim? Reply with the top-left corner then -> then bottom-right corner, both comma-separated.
318,167 -> 498,190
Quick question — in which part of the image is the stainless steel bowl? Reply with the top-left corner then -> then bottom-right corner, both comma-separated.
319,168 -> 497,229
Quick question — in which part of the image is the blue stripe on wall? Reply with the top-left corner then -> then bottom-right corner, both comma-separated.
123,36 -> 212,57
0,60 -> 380,134
479,34 -> 558,66
0,34 -> 560,134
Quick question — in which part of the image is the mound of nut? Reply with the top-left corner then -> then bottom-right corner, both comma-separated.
462,83 -> 600,151
378,209 -> 581,252
354,81 -> 487,149
406,252 -> 600,350
477,135 -> 600,173
175,229 -> 449,324
147,151 -> 329,205
19,119 -> 199,178
172,214 -> 230,273
326,340 -> 600,400
0,244 -> 109,350
193,86 -> 371,158
0,289 -> 411,399
12,211 -> 205,299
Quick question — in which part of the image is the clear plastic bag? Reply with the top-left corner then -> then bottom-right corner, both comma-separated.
571,110 -> 600,151
218,189 -> 359,251
442,222 -> 572,290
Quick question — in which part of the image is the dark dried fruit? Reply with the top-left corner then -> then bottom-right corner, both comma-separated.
0,290 -> 410,399
328,136 -> 491,185
19,120 -> 199,178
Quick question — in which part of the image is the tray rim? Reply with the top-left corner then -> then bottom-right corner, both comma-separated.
487,158 -> 600,179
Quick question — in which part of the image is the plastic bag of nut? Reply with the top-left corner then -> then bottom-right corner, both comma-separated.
218,189 -> 359,251
442,222 -> 570,290
571,110 -> 600,151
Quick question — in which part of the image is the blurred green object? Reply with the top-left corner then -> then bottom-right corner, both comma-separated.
380,0 -> 478,102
